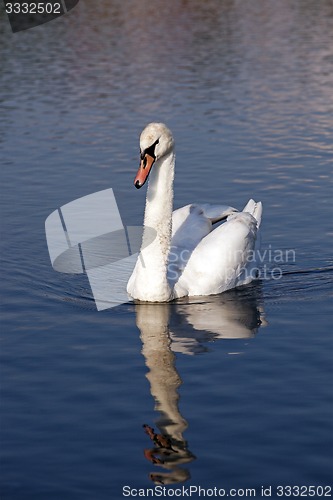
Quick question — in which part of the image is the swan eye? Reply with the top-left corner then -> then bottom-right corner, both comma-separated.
141,139 -> 160,161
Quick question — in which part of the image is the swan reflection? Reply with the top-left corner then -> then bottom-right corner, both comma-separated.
135,285 -> 266,484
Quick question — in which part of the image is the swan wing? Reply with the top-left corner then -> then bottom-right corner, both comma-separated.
167,204 -> 237,285
171,203 -> 237,251
173,200 -> 262,297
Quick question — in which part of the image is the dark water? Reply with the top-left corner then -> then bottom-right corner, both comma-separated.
1,1 -> 332,499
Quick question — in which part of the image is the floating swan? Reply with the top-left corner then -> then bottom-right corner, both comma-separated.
127,123 -> 262,302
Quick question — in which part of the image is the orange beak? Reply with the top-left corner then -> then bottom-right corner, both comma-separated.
134,153 -> 155,189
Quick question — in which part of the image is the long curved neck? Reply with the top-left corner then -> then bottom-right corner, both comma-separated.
137,151 -> 175,301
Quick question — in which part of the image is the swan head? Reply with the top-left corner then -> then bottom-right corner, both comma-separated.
134,123 -> 174,189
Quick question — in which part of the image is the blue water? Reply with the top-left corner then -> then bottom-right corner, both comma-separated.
1,1 -> 332,499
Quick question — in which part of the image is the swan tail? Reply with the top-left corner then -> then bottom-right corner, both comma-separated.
242,199 -> 262,228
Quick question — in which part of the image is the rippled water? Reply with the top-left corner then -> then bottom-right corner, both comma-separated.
1,1 -> 332,499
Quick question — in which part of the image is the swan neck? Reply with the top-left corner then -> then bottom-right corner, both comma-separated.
144,151 -> 175,229
137,151 -> 175,301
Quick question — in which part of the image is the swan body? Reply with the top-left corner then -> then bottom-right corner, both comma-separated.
127,123 -> 262,302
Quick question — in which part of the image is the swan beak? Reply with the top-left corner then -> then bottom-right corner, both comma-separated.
134,153 -> 155,189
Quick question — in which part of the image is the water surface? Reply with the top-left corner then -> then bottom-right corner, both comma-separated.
1,1 -> 332,499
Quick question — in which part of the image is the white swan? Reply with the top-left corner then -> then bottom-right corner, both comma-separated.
127,123 -> 262,302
